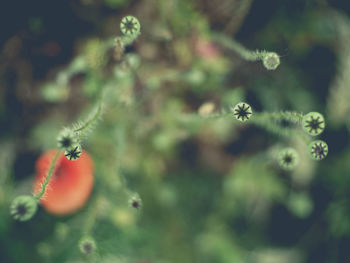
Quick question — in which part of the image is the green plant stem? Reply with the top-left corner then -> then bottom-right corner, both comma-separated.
254,111 -> 303,122
198,109 -> 310,142
211,32 -> 263,61
83,197 -> 100,235
34,150 -> 62,201
250,112 -> 312,143
251,117 -> 308,142
201,110 -> 303,122
74,94 -> 103,139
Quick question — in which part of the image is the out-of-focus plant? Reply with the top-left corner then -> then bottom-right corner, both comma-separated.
4,1 -> 350,262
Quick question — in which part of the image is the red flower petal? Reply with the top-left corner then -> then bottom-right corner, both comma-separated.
34,149 -> 94,215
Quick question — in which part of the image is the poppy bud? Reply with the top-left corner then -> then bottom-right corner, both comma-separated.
10,195 -> 38,221
308,140 -> 328,161
120,16 -> 141,37
232,102 -> 253,122
278,148 -> 299,171
129,194 -> 142,210
57,128 -> 78,150
64,144 -> 82,161
262,52 -> 280,70
302,112 -> 325,136
79,236 -> 97,255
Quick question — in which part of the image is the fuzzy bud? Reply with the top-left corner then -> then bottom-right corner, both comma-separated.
278,148 -> 299,171
10,195 -> 38,221
129,194 -> 142,210
262,52 -> 280,70
79,236 -> 97,255
57,128 -> 78,150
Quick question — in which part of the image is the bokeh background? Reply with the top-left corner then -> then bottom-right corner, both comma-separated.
1,0 -> 350,262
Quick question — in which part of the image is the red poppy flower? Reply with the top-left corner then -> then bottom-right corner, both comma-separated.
194,38 -> 220,59
33,149 -> 94,215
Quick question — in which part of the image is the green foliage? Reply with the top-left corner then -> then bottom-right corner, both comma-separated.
2,1 -> 350,262
287,192 -> 313,218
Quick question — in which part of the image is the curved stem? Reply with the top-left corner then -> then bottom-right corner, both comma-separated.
197,109 -> 308,142
74,96 -> 103,134
211,32 -> 265,61
211,32 -> 280,70
34,150 -> 62,201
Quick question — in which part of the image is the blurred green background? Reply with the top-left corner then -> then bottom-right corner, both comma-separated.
1,0 -> 350,262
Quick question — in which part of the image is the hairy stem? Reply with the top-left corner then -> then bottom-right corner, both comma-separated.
212,32 -> 262,61
254,111 -> 304,122
34,150 -> 62,201
74,95 -> 103,138
250,112 -> 311,143
212,32 -> 280,70
199,109 -> 309,142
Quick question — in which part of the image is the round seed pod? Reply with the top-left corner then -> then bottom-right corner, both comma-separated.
308,140 -> 328,160
262,52 -> 280,70
64,144 -> 82,161
302,112 -> 325,136
120,16 -> 141,37
57,128 -> 78,150
278,148 -> 299,171
128,194 -> 142,210
79,236 -> 96,255
232,102 -> 253,122
10,195 -> 38,221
